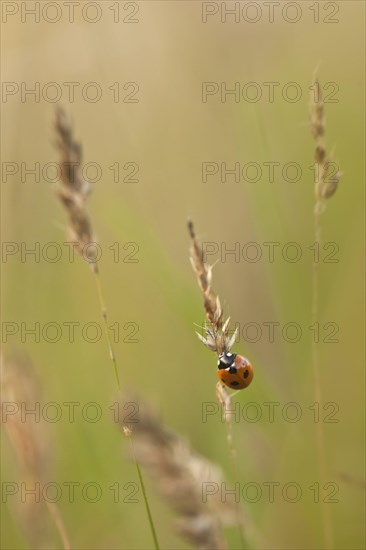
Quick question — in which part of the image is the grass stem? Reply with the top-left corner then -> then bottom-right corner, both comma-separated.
127,435 -> 160,550
225,404 -> 246,549
46,501 -> 72,550
93,267 -> 121,390
312,211 -> 333,550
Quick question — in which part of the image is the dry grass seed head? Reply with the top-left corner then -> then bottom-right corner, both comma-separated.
1,352 -> 51,546
119,395 -> 237,549
1,352 -> 49,480
188,220 -> 222,328
188,220 -> 237,356
309,79 -> 341,209
55,108 -> 97,267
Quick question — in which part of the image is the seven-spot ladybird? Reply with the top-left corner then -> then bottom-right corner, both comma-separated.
217,352 -> 254,389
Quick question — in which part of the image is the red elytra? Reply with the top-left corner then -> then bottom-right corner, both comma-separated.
217,353 -> 254,390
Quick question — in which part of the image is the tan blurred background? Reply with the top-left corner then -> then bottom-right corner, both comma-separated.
1,1 -> 365,549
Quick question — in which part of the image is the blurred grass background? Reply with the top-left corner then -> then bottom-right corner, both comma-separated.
1,1 -> 365,549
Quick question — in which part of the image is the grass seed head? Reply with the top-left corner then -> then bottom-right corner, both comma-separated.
55,108 -> 98,268
188,220 -> 236,356
309,79 -> 341,208
117,394 -> 236,549
1,352 -> 51,546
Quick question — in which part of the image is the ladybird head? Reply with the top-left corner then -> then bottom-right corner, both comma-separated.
217,352 -> 237,370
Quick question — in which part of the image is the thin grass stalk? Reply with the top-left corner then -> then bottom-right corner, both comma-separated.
124,428 -> 160,550
124,426 -> 160,549
45,501 -> 72,550
216,384 -> 246,550
188,220 -> 246,549
312,162 -> 334,550
54,108 -> 159,550
309,76 -> 341,549
94,268 -> 121,390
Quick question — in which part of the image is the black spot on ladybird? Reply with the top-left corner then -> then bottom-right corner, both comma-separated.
231,381 -> 239,386
244,370 -> 249,378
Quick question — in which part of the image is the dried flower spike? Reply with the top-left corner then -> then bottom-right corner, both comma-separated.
118,395 -> 236,550
309,79 -> 342,213
188,220 -> 237,356
1,352 -> 71,550
55,107 -> 97,268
